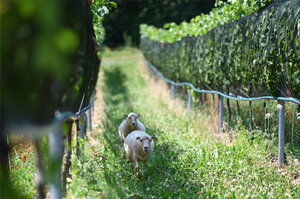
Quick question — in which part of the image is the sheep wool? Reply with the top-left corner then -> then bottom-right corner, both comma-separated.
118,112 -> 145,142
124,130 -> 155,178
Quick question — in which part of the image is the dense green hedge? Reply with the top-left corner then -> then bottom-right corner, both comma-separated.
141,0 -> 299,99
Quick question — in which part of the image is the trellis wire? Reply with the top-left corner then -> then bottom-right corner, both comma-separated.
145,59 -> 300,105
145,58 -> 300,165
6,93 -> 95,199
141,0 -> 299,103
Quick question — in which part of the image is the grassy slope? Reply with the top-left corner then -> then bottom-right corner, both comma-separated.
67,49 -> 300,198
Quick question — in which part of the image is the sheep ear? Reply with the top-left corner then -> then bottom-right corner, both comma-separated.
124,114 -> 128,117
137,113 -> 141,117
151,136 -> 156,140
136,137 -> 141,140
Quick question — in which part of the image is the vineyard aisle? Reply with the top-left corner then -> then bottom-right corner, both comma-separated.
66,48 -> 300,198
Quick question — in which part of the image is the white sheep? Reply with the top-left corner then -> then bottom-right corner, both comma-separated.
118,112 -> 145,143
124,130 -> 155,178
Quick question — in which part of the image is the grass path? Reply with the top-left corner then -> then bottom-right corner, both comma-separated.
67,49 -> 300,198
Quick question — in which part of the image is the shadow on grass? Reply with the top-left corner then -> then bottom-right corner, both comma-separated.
99,64 -> 133,198
97,64 -> 207,198
101,124 -> 206,198
101,65 -> 133,154
102,66 -> 131,107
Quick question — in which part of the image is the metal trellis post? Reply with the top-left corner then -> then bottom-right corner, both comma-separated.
278,100 -> 285,165
188,89 -> 192,113
171,85 -> 175,98
78,113 -> 86,158
91,91 -> 95,113
87,108 -> 92,132
219,95 -> 224,133
291,104 -> 295,147
87,97 -> 92,132
49,123 -> 63,199
79,113 -> 86,139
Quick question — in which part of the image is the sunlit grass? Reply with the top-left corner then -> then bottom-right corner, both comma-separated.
67,48 -> 300,198
102,46 -> 141,58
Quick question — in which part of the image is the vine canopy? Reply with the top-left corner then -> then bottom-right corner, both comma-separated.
141,0 -> 300,99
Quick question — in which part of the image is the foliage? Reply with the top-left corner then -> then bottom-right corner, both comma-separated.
1,0 -> 113,198
10,152 -> 36,199
66,49 -> 300,198
1,0 -> 100,124
140,0 -> 273,43
102,0 -> 215,47
141,0 -> 300,99
92,0 -> 117,45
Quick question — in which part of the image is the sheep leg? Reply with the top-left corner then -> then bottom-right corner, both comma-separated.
130,161 -> 134,175
142,161 -> 147,178
135,160 -> 140,177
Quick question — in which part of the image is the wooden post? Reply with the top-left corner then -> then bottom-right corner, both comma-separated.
219,95 -> 224,132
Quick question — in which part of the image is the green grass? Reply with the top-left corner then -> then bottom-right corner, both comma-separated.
7,137 -> 36,199
102,46 -> 141,58
67,48 -> 300,198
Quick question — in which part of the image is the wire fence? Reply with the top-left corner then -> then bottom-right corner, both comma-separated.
5,92 -> 95,199
141,0 -> 300,100
145,58 -> 300,165
1,1 -> 99,198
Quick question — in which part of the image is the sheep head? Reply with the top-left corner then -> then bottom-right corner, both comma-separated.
124,112 -> 140,129
136,135 -> 155,153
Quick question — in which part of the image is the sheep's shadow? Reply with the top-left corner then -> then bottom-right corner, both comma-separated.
136,126 -> 207,197
97,64 -> 208,197
101,122 -> 208,198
